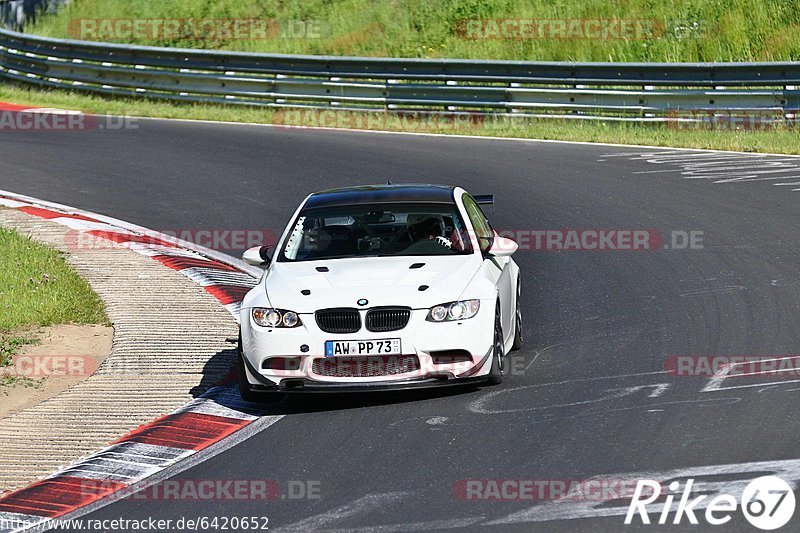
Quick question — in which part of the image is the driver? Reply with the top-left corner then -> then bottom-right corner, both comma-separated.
409,217 -> 444,241
408,216 -> 454,249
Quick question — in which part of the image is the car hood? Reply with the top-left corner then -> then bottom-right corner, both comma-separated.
263,255 -> 481,313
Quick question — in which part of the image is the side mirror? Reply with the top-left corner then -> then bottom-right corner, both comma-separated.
242,246 -> 271,267
489,235 -> 518,257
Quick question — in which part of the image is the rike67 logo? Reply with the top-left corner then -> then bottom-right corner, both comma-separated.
625,476 -> 795,530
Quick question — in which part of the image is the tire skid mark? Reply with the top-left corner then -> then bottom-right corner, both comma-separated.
601,149 -> 800,190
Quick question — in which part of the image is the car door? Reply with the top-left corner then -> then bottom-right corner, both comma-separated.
462,194 -> 515,338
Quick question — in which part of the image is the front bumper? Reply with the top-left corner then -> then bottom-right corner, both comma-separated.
240,306 -> 495,391
242,355 -> 490,393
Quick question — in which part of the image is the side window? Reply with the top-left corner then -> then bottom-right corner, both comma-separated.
462,193 -> 493,254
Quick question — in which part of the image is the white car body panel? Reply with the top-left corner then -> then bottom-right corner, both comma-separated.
261,255 -> 484,313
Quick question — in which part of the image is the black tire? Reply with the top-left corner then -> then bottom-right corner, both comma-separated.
511,276 -> 523,351
487,301 -> 504,385
238,331 -> 283,403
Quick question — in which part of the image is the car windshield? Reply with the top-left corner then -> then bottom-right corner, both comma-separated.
279,202 -> 474,262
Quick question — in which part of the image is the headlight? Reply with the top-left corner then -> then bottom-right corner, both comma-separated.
426,300 -> 480,322
252,307 -> 303,328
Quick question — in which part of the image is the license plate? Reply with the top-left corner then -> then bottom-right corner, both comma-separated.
325,339 -> 401,357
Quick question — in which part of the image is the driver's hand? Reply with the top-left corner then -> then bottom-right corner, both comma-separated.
435,236 -> 453,248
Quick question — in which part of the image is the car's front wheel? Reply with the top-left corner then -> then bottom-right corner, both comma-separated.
487,302 -> 504,385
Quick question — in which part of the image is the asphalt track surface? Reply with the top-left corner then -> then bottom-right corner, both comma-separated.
3,120 -> 800,532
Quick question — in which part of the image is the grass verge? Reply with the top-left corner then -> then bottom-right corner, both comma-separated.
1,84 -> 799,155
0,224 -> 109,388
28,0 -> 800,62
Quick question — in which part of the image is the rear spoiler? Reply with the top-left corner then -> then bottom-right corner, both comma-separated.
473,194 -> 494,206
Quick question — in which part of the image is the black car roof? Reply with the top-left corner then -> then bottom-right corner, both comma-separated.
303,184 -> 457,209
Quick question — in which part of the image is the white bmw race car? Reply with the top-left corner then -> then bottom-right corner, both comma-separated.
238,184 -> 521,400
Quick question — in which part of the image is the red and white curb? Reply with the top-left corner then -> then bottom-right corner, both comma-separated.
0,191 -> 271,532
0,191 -> 261,319
0,102 -> 35,112
0,101 -> 83,113
0,389 -> 269,532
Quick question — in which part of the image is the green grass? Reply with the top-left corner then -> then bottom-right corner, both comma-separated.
27,0 -> 800,61
0,225 -> 108,384
0,375 -> 40,389
1,83 -> 799,155
0,335 -> 37,368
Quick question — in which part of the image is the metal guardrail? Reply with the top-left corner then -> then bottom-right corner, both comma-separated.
1,26 -> 799,121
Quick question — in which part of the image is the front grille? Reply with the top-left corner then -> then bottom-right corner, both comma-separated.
312,355 -> 420,378
315,308 -> 361,333
365,307 -> 411,332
